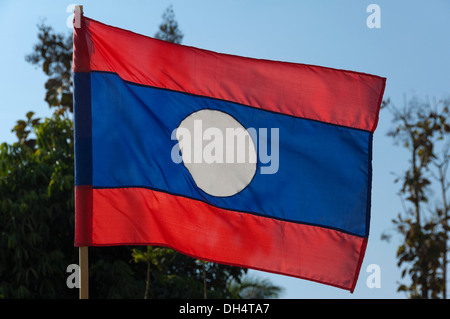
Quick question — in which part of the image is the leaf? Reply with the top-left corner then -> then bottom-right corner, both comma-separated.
26,111 -> 35,120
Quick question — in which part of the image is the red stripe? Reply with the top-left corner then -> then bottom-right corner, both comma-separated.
73,15 -> 385,132
75,187 -> 367,291
74,185 -> 93,246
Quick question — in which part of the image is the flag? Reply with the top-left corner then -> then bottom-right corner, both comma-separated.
73,13 -> 386,292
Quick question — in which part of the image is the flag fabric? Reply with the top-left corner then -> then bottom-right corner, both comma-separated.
73,14 -> 386,292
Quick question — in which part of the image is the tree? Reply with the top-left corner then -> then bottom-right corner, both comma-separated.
228,276 -> 284,299
154,5 -> 184,44
25,22 -> 73,114
384,96 -> 450,298
0,112 -> 76,298
432,144 -> 450,299
132,248 -> 246,299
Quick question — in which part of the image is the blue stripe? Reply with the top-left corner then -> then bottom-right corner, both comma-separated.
74,72 -> 92,186
83,71 -> 371,237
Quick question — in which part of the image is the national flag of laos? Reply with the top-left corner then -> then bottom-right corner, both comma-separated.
73,14 -> 386,292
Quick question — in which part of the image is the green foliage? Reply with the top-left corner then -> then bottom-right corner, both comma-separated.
394,217 -> 446,298
131,247 -> 248,299
11,111 -> 41,149
0,113 -> 76,298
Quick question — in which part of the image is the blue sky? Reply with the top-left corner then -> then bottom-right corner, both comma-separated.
0,0 -> 449,299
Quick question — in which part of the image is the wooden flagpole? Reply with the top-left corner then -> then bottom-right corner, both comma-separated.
74,4 -> 88,300
79,246 -> 89,299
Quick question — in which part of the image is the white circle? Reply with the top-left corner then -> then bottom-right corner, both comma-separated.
176,109 -> 257,197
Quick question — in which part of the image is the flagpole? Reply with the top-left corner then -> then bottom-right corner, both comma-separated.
79,246 -> 89,299
74,4 -> 88,300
